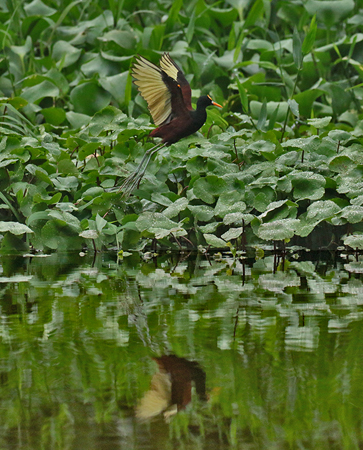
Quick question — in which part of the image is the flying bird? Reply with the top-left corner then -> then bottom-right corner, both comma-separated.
121,53 -> 222,195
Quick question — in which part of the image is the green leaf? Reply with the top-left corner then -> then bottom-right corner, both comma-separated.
288,99 -> 299,118
70,82 -> 111,116
257,219 -> 300,241
306,200 -> 341,222
78,143 -> 100,161
0,221 -> 33,235
307,117 -> 332,128
24,0 -> 56,16
79,230 -> 99,239
22,80 -> 59,104
188,205 -> 214,222
339,206 -> 363,224
163,198 -> 189,219
99,72 -> 129,105
305,0 -> 354,27
302,15 -> 317,55
52,41 -> 82,68
136,212 -> 179,233
203,234 -> 227,248
244,0 -> 263,28
257,99 -> 267,130
344,234 -> 363,250
236,78 -> 248,113
221,227 -> 243,241
293,27 -> 303,69
291,172 -> 326,201
193,176 -> 226,204
42,107 -> 66,126
100,30 -> 136,49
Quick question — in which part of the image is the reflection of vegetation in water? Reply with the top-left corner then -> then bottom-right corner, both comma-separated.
0,252 -> 362,448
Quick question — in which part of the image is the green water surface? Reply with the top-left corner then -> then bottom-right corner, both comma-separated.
0,250 -> 362,450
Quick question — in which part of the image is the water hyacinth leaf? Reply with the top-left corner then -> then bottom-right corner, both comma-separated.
203,234 -> 227,248
288,99 -> 299,118
291,172 -> 326,200
96,214 -> 107,233
188,205 -> 215,222
48,211 -> 81,231
100,30 -> 136,49
247,140 -> 276,155
52,41 -> 82,68
162,198 -> 189,219
304,0 -> 354,27
79,230 -> 99,239
50,177 -> 77,197
252,187 -> 276,212
24,0 -> 56,16
281,136 -> 319,150
215,190 -> 246,218
70,82 -> 111,116
22,81 -> 59,104
221,227 -> 243,241
66,112 -> 91,129
41,107 -> 66,126
199,222 -> 220,233
99,72 -> 129,105
329,155 -> 355,173
344,234 -> 363,250
78,143 -> 100,161
257,219 -> 300,241
193,176 -> 226,204
136,212 -> 179,233
328,130 -> 351,141
306,200 -> 341,222
0,222 -> 33,235
307,117 -> 332,128
290,260 -> 316,275
151,193 -> 173,207
293,89 -> 325,117
339,206 -> 363,224
223,212 -> 254,226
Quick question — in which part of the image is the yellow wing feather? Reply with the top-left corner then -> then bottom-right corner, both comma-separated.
160,53 -> 179,81
132,55 -> 173,126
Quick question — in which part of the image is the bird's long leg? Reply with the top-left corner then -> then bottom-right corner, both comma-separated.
120,143 -> 166,198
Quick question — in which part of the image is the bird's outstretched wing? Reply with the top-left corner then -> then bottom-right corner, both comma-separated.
160,53 -> 192,111
132,55 -> 172,126
132,53 -> 192,126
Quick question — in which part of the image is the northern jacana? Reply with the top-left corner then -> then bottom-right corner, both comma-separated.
121,53 -> 222,195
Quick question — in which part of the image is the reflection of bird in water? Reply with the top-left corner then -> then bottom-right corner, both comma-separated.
136,355 -> 207,421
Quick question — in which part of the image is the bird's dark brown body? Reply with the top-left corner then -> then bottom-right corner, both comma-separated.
150,100 -> 208,144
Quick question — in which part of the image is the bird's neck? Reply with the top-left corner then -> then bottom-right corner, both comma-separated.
191,105 -> 207,128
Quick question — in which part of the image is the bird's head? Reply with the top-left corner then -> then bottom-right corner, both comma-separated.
197,95 -> 222,110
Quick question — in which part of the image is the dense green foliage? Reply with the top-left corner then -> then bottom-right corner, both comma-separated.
2,0 -> 363,253
1,251 -> 363,449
